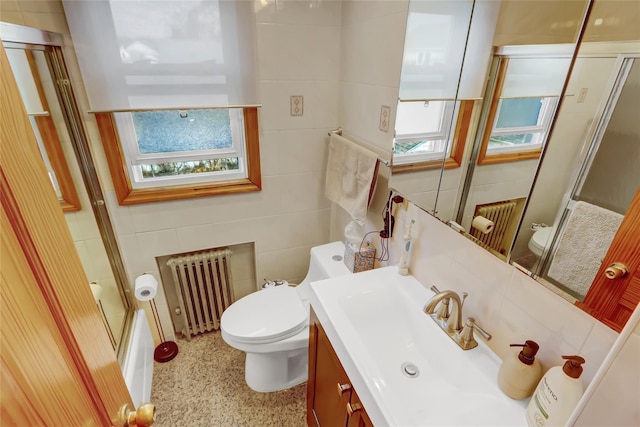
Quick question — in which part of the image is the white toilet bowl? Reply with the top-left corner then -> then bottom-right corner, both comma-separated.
220,241 -> 351,392
528,226 -> 552,256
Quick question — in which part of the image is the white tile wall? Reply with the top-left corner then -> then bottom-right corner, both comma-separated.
390,202 -> 619,389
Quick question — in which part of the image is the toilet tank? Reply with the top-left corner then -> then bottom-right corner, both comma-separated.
296,241 -> 351,302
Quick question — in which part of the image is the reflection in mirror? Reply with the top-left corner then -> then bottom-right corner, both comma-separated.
390,0 -> 476,217
390,0 -> 590,225
457,44 -> 574,259
4,47 -> 81,212
509,1 -> 640,331
1,22 -> 133,354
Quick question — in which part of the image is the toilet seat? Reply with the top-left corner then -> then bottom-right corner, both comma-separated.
530,227 -> 552,254
221,285 -> 308,344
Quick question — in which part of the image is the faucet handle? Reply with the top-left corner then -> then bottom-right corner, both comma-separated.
457,317 -> 492,350
430,285 -> 441,294
460,317 -> 492,341
434,298 -> 450,323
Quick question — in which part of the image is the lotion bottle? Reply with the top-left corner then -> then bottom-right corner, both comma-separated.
526,355 -> 586,427
497,340 -> 542,400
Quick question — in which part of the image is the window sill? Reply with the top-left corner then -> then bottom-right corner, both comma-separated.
115,178 -> 261,205
392,157 -> 462,174
478,148 -> 541,166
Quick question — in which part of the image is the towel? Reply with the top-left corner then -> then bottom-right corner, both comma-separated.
548,201 -> 623,297
325,134 -> 379,225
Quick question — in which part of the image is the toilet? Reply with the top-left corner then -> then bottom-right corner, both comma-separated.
220,241 -> 351,392
528,226 -> 552,256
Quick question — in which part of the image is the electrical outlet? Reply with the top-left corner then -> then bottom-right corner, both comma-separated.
577,88 -> 588,103
290,95 -> 303,116
379,105 -> 390,132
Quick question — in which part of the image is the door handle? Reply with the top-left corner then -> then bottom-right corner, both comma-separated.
604,262 -> 629,279
114,403 -> 155,427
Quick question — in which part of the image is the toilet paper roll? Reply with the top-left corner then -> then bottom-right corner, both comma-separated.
135,274 -> 158,301
472,215 -> 494,234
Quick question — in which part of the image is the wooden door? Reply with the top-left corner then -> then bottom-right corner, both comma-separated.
578,187 -> 640,332
1,42 -> 133,425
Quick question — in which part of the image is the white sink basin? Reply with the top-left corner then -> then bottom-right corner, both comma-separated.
310,266 -> 527,426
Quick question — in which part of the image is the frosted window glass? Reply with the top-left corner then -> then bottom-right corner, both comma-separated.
399,0 -> 473,101
62,0 -> 257,111
501,57 -> 572,98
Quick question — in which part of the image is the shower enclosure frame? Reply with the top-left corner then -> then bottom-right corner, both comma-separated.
1,21 -> 136,362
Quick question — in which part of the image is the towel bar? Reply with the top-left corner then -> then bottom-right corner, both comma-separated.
327,127 -> 390,167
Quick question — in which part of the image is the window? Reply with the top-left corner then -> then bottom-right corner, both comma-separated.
392,100 -> 474,173
394,100 -> 455,163
477,54 -> 568,165
115,108 -> 247,188
487,96 -> 558,154
95,107 -> 260,205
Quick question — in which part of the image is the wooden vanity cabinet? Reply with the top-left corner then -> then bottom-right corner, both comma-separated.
307,308 -> 373,427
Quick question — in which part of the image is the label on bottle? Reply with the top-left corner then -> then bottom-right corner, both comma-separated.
526,377 -> 555,427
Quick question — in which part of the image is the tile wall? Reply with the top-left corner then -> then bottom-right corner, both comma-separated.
389,202 -> 620,388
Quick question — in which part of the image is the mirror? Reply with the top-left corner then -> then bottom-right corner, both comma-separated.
1,22 -> 134,356
390,0 -> 590,225
390,0 -> 479,217
511,1 -> 640,307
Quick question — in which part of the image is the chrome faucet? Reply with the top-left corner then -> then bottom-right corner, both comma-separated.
423,286 -> 491,350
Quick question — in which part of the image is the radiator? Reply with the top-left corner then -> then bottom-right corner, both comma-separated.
470,201 -> 517,254
166,248 -> 234,340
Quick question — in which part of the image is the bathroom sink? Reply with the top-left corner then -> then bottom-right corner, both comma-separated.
310,266 -> 527,426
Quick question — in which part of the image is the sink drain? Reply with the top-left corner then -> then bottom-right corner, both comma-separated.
401,362 -> 420,378
332,255 -> 343,261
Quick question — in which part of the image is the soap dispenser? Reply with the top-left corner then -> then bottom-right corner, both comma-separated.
497,340 -> 542,400
526,355 -> 586,427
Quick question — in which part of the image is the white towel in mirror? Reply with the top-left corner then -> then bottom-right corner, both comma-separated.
548,201 -> 623,297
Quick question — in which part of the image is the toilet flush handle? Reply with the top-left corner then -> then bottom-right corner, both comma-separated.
604,262 -> 629,280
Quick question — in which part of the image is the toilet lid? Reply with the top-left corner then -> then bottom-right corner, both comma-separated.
531,227 -> 552,250
221,285 -> 308,344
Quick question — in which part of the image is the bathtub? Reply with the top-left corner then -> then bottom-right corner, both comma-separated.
121,309 -> 154,408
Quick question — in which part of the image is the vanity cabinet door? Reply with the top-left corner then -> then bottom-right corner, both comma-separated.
347,388 -> 374,427
307,309 -> 350,427
308,308 -> 374,427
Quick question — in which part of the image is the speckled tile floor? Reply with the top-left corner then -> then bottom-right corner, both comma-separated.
151,331 -> 307,426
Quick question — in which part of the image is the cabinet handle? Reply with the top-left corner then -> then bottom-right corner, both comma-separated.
337,383 -> 352,396
346,402 -> 363,416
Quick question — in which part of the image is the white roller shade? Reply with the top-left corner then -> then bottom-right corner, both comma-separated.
501,57 -> 572,98
62,0 -> 258,111
399,0 -> 473,101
